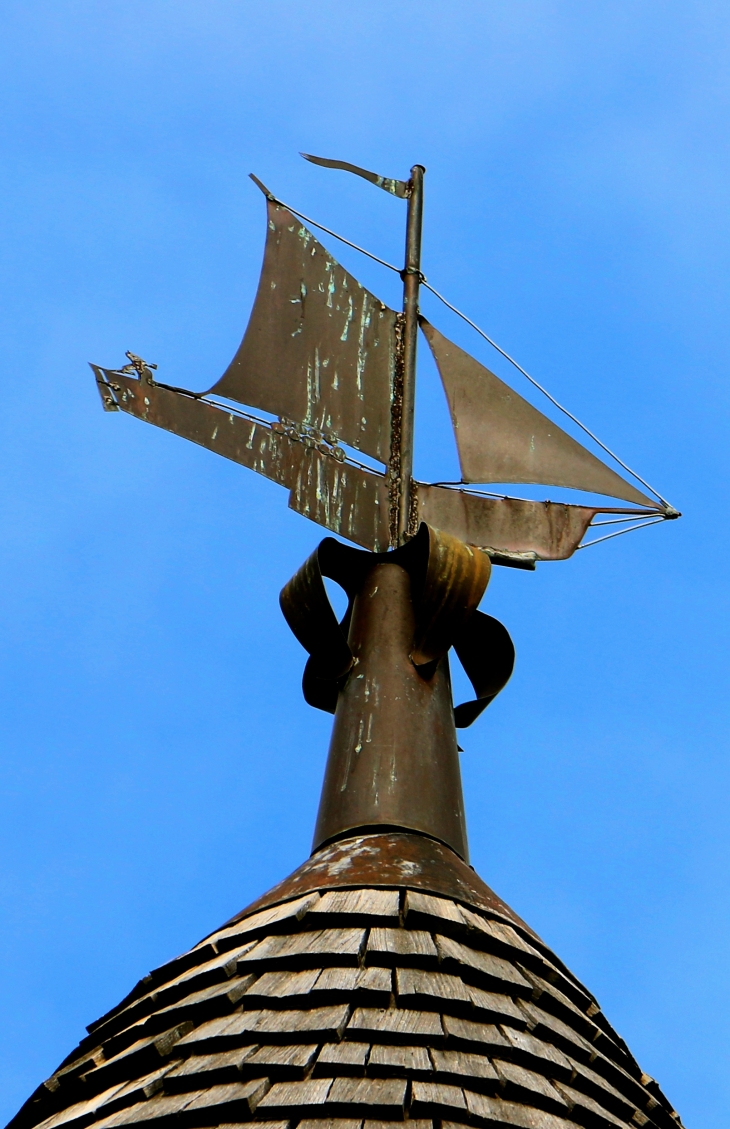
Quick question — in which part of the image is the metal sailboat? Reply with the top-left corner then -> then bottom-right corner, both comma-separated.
92,156 -> 678,573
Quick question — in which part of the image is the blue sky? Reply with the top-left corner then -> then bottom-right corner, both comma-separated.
1,2 -> 728,1124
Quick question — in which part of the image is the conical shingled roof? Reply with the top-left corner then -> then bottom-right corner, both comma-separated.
10,832 -> 683,1129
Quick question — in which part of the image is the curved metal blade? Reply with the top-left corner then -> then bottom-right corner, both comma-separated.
301,152 -> 410,198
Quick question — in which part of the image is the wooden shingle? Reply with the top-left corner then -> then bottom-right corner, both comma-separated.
313,1043 -> 369,1076
368,1044 -> 432,1074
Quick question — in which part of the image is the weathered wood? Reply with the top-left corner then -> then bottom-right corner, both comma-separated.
176,1013 -> 239,1050
553,1082 -> 627,1129
366,929 -> 437,963
537,957 -> 595,1015
365,1122 -> 431,1129
468,985 -> 527,1028
430,1049 -> 498,1087
307,889 -> 400,922
17,861 -> 680,1129
222,1005 -> 351,1043
457,908 -> 542,964
239,929 -> 366,969
404,892 -> 465,930
368,1044 -> 432,1074
144,972 -> 255,1031
574,1045 -> 655,1113
435,935 -> 532,995
462,1093 -> 577,1129
314,1042 -> 370,1075
165,1046 -> 256,1083
493,1060 -> 568,1111
184,1077 -> 270,1114
84,955 -> 254,1050
328,1077 -> 407,1116
243,1043 -> 319,1078
346,1007 -> 443,1042
523,966 -> 631,1070
519,967 -> 604,1046
93,1091 -> 195,1127
395,969 -> 472,1010
364,1122 -> 431,1129
410,1080 -> 467,1116
204,894 -> 322,952
312,966 -> 392,1001
163,940 -> 259,994
518,1001 -> 596,1063
567,1057 -> 637,1121
233,1123 -> 289,1129
94,1015 -> 176,1065
299,1120 -> 362,1129
83,1022 -> 193,1091
243,968 -> 321,1001
257,1078 -> 333,1113
32,1081 -> 131,1129
441,1016 -> 510,1052
497,1027 -> 572,1080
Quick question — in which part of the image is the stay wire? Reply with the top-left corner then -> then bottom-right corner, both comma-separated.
578,517 -> 665,550
266,192 -> 672,513
269,194 -> 402,276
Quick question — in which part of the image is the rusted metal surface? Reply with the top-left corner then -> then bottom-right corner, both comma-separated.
420,318 -> 655,507
410,524 -> 490,667
300,153 -> 411,199
209,196 -> 398,465
92,367 -> 304,487
289,448 -> 390,552
226,831 -> 539,940
280,524 -> 513,859
418,483 -> 600,562
313,559 -> 469,858
280,522 -> 510,719
396,165 -> 425,544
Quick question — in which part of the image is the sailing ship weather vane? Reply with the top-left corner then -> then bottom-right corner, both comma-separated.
9,155 -> 688,1129
92,155 -> 679,853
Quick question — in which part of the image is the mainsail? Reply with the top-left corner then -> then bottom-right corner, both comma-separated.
208,191 -> 398,466
420,318 -> 654,508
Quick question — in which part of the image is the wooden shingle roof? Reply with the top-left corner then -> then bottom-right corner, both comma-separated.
10,833 -> 683,1129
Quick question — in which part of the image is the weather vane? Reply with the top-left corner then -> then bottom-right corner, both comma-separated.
11,156 -> 684,1129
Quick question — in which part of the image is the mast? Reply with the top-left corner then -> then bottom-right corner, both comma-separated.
397,164 -> 425,545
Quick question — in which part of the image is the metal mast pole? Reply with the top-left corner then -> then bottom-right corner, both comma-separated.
397,164 -> 425,546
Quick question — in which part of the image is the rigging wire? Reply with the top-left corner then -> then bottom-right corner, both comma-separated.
269,190 -> 673,515
269,195 -> 402,276
578,517 -> 665,550
589,514 -> 657,527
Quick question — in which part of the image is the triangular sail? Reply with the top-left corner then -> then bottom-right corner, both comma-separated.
420,319 -> 655,508
208,199 -> 399,465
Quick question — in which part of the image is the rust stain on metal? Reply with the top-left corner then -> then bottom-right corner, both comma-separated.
227,830 -> 540,941
279,525 -> 514,859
